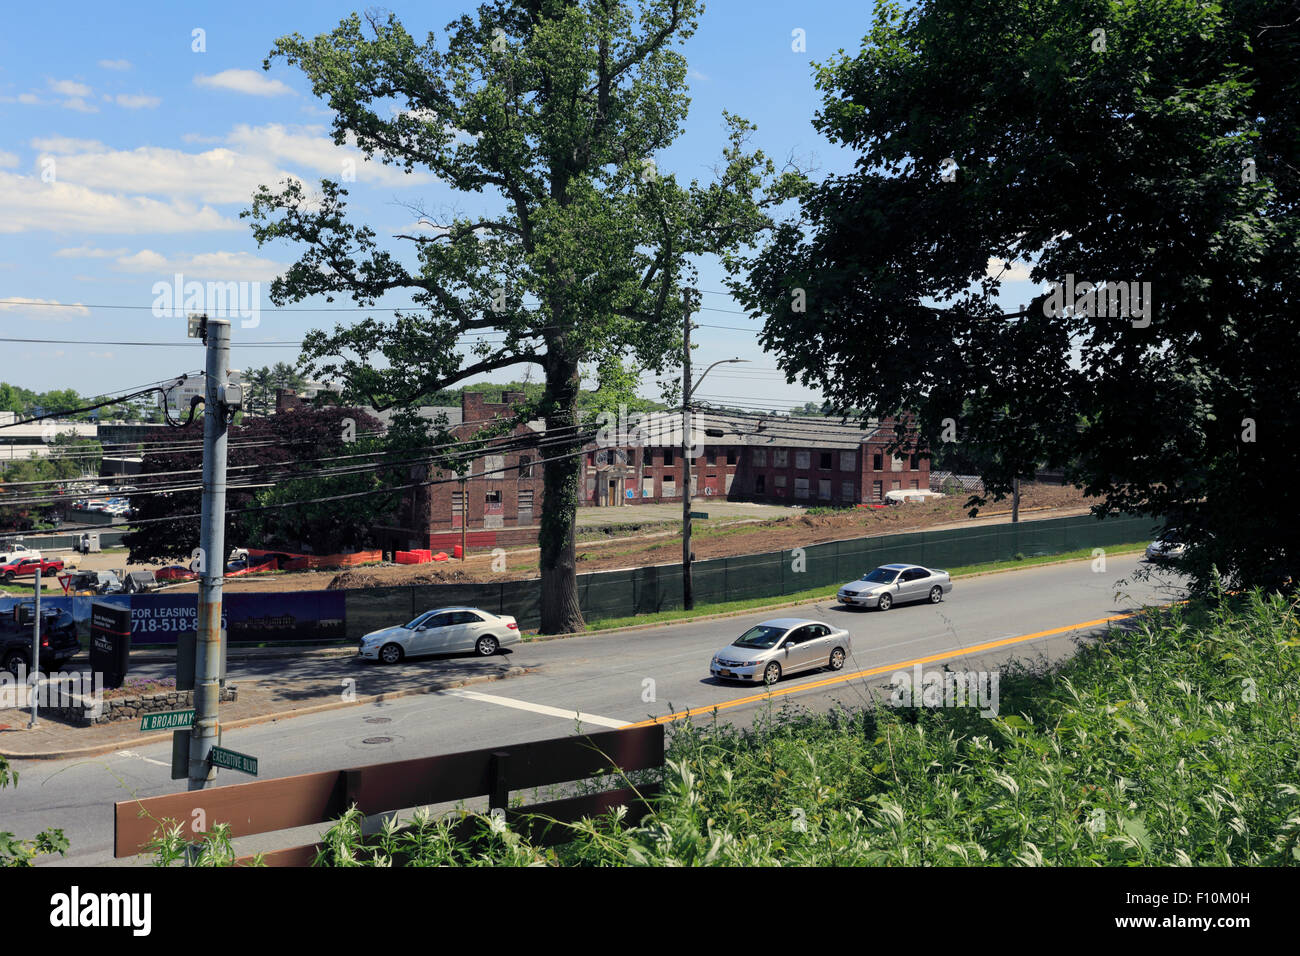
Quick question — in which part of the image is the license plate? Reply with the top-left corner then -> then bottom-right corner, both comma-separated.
720,669 -> 733,677
839,596 -> 850,603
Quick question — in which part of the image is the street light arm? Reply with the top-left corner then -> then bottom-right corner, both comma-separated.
688,357 -> 749,401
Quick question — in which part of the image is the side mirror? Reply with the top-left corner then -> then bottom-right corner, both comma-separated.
782,640 -> 795,649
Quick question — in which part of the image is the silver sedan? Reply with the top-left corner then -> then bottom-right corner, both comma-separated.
358,606 -> 520,664
710,618 -> 852,685
837,563 -> 952,610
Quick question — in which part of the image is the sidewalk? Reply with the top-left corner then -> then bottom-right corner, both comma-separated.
0,653 -> 529,760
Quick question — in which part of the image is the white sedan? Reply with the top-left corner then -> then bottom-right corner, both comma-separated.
358,607 -> 520,664
837,563 -> 952,610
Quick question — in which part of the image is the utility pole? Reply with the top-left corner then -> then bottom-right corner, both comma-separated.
28,565 -> 40,727
678,287 -> 746,612
681,295 -> 694,610
1011,476 -> 1021,523
189,314 -> 236,790
460,475 -> 468,561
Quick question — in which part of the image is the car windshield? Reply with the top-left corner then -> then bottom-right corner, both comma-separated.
861,567 -> 899,584
403,612 -> 435,629
733,625 -> 789,649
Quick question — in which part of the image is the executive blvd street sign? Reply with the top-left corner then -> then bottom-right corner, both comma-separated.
210,746 -> 258,776
140,709 -> 194,732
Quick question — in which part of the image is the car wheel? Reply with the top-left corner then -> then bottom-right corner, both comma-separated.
828,648 -> 845,670
877,593 -> 892,611
3,650 -> 27,676
929,585 -> 943,604
475,635 -> 499,657
763,662 -> 782,685
379,643 -> 404,665
2,571 -> 13,583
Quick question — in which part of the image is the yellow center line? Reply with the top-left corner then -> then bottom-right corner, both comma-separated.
621,610 -> 1140,729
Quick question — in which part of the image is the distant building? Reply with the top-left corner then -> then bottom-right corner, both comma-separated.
379,394 -> 929,551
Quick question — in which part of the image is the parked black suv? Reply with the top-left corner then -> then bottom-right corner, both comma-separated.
1,603 -> 81,675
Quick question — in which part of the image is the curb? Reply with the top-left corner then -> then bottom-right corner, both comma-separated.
527,546 -> 1149,642
0,665 -> 530,761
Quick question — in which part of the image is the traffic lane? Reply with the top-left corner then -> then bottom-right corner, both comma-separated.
444,555 -> 1184,724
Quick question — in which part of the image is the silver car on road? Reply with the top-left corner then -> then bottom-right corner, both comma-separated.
837,563 -> 952,610
358,606 -> 520,664
710,618 -> 852,685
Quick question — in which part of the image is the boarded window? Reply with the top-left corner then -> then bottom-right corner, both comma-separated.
795,450 -> 811,470
774,449 -> 788,467
841,451 -> 856,471
872,480 -> 882,500
752,449 -> 767,466
663,476 -> 677,496
794,477 -> 810,499
842,481 -> 855,501
774,474 -> 787,488
910,479 -> 919,490
891,455 -> 905,472
518,489 -> 534,523
818,479 -> 831,499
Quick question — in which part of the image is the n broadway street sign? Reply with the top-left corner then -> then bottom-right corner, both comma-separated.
210,746 -> 258,776
140,709 -> 194,732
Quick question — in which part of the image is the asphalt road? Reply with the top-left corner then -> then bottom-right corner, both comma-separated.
3,554 -> 1185,866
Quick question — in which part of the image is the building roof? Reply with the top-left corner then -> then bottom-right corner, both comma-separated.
617,410 -> 889,450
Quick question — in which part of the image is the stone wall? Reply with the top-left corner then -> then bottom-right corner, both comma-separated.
42,684 -> 238,727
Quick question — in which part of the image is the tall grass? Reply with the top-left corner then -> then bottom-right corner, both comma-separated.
169,587 -> 1300,866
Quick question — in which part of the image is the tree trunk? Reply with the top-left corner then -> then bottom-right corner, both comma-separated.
537,355 -> 585,634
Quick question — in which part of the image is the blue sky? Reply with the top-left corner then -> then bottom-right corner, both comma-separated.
0,1 -> 1011,410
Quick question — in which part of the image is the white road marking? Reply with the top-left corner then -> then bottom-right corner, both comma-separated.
446,689 -> 627,728
115,749 -> 170,768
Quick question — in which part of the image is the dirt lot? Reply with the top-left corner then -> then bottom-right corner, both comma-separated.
156,483 -> 1095,594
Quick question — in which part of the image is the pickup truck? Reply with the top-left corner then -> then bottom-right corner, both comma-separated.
1,555 -> 65,583
1,603 -> 81,675
0,543 -> 42,566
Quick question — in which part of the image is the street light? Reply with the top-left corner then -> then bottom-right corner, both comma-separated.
681,298 -> 748,610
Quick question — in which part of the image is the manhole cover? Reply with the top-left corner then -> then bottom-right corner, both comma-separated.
362,736 -> 393,745
364,716 -> 392,724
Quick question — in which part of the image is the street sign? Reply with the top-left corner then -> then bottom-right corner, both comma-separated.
210,746 -> 258,776
140,709 -> 194,732
689,511 -> 709,519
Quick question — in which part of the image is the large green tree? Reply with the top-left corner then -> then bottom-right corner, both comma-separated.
246,2 -> 802,631
740,0 -> 1300,594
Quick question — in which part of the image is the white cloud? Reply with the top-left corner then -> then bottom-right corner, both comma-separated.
50,79 -> 92,97
0,92 -> 41,105
98,59 -> 132,71
0,151 -> 18,168
61,97 -> 98,113
987,258 -> 1034,282
0,171 -> 239,234
195,69 -> 294,97
227,123 -> 437,187
114,249 -> 286,283
30,143 -> 303,204
0,296 -> 90,319
115,94 -> 161,109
